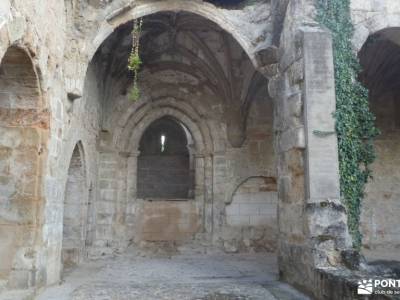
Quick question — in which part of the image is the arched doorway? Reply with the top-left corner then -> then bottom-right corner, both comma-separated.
0,46 -> 46,289
62,143 -> 88,270
359,27 -> 400,260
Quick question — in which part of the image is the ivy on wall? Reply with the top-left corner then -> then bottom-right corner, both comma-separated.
315,0 -> 379,249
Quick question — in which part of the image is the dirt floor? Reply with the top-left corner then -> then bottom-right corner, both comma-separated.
32,252 -> 309,300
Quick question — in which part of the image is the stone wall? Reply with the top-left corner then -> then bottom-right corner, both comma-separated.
225,177 -> 277,252
62,144 -> 87,269
39,31 -> 103,289
226,177 -> 277,228
0,0 -> 304,295
0,0 -> 385,298
351,0 -> 400,51
0,46 -> 48,290
362,93 -> 400,256
95,151 -> 123,253
269,0 -> 310,291
89,7 -> 279,253
269,1 -> 354,297
216,86 -> 278,253
356,25 -> 400,258
137,117 -> 194,199
136,200 -> 201,242
138,155 -> 192,199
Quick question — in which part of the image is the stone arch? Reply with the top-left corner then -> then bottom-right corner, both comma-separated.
67,1 -> 272,105
118,101 -> 215,241
358,27 -> 400,259
0,27 -> 9,64
116,100 -> 214,155
62,142 -> 88,270
226,175 -> 277,205
91,1 -> 258,68
352,7 -> 400,52
0,46 -> 47,289
0,17 -> 48,102
130,110 -> 207,154
0,46 -> 43,109
65,0 -> 274,98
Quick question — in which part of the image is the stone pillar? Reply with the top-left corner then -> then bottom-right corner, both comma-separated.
198,153 -> 213,236
301,26 -> 352,272
302,26 -> 351,266
112,152 -> 129,249
270,30 -> 308,292
302,27 -> 340,204
212,152 -> 227,237
124,151 -> 140,242
273,25 -> 352,295
126,151 -> 140,200
94,151 -> 120,252
194,153 -> 207,234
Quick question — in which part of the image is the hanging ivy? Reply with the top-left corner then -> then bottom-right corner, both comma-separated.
315,0 -> 379,249
128,18 -> 143,101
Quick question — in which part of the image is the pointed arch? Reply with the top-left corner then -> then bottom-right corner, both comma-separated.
62,142 -> 88,270
0,46 -> 47,289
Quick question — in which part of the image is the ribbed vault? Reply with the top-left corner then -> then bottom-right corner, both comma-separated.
94,11 -> 268,137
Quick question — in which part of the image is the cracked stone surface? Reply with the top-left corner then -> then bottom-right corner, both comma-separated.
35,253 -> 309,300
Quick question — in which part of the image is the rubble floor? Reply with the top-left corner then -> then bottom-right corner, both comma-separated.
34,252 -> 310,300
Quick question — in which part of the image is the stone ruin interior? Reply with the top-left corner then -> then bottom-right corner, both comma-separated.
359,27 -> 400,260
0,0 -> 399,299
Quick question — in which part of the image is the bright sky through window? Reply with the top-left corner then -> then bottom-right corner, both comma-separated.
161,134 -> 166,152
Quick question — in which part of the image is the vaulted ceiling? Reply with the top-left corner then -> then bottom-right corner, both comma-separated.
359,28 -> 400,97
94,11 -> 267,110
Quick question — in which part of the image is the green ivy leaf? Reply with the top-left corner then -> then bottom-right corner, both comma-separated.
316,0 -> 379,250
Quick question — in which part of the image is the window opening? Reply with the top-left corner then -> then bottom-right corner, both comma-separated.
161,134 -> 166,153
